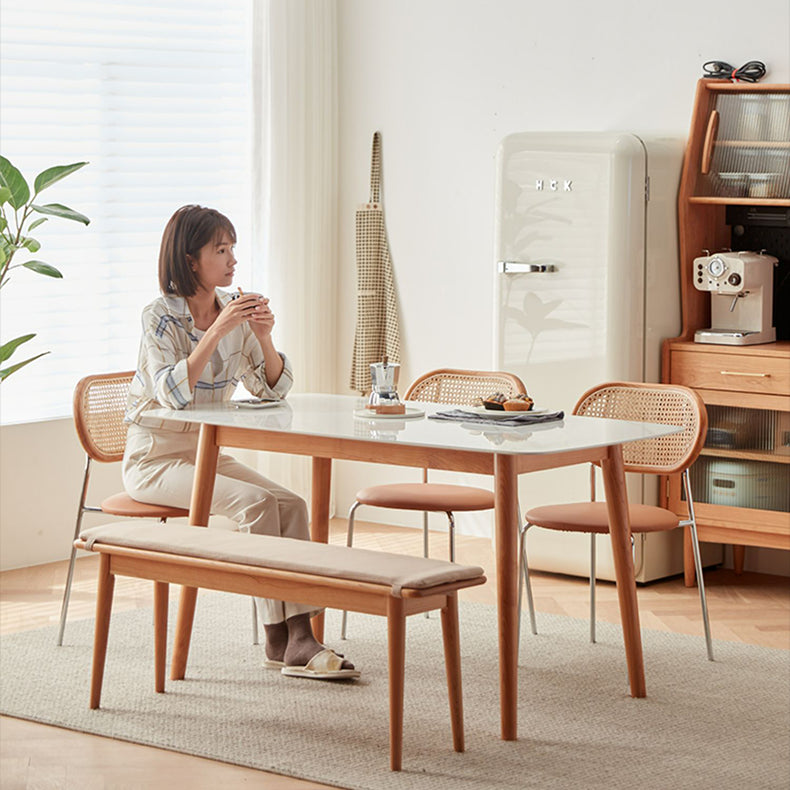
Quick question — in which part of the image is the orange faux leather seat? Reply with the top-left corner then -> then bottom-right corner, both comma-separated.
355,483 -> 494,512
100,492 -> 188,519
525,502 -> 679,534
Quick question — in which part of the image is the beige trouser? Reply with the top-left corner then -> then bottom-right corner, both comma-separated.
122,422 -> 320,626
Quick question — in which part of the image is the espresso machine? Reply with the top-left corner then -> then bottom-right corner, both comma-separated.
693,250 -> 778,345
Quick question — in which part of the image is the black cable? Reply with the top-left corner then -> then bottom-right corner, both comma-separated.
702,60 -> 767,83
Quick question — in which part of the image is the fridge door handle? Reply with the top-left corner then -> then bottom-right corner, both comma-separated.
497,260 -> 556,274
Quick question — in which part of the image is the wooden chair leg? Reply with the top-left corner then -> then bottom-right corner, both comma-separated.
154,581 -> 169,693
90,553 -> 115,709
170,585 -> 198,681
440,592 -> 464,753
387,597 -> 406,772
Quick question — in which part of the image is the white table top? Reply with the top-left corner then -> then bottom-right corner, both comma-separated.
145,393 -> 680,457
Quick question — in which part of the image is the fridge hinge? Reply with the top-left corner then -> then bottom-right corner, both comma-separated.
644,176 -> 651,203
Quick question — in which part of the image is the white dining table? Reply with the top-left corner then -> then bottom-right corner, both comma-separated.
146,393 -> 680,741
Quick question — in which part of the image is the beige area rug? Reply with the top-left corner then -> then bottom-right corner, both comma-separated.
1,592 -> 788,790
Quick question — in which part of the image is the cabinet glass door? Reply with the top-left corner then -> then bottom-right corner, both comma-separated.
687,405 -> 790,512
698,92 -> 790,199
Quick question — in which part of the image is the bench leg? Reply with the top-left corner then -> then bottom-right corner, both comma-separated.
440,592 -> 465,753
170,585 -> 198,681
154,582 -> 169,693
90,554 -> 115,709
387,597 -> 406,772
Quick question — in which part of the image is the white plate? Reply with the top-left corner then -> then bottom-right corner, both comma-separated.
233,398 -> 282,409
354,406 -> 425,420
464,405 -> 550,419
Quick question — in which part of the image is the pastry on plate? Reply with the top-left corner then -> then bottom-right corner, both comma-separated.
482,392 -> 508,411
503,393 -> 534,411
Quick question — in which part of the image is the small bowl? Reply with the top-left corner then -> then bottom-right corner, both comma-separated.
717,172 -> 748,197
747,173 -> 780,198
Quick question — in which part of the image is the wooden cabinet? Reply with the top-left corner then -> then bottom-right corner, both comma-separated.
662,80 -> 790,583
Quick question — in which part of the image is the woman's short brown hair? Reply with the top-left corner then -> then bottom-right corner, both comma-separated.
158,205 -> 237,296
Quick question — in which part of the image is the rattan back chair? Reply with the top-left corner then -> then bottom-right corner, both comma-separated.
341,368 -> 527,639
404,368 -> 527,405
519,381 -> 713,660
58,371 -> 191,646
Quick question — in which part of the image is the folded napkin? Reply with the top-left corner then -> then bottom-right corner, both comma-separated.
429,409 -> 564,427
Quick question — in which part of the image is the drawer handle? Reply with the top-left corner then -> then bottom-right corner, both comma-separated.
720,370 -> 770,377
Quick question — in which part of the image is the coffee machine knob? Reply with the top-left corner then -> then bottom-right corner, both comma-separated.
708,256 -> 726,278
728,273 -> 742,287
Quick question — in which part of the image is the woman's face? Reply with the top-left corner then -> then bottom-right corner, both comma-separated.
191,233 -> 236,291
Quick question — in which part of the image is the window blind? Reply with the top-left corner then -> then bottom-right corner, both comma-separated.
0,0 -> 253,424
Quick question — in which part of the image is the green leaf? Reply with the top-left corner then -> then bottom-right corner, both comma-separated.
0,156 -> 30,210
33,161 -> 88,194
0,186 -> 11,205
22,260 -> 62,278
0,333 -> 35,363
28,217 -> 47,231
31,203 -> 90,225
0,216 -> 6,233
21,237 -> 41,253
0,352 -> 49,381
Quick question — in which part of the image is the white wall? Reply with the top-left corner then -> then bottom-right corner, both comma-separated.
2,1 -> 788,575
0,418 -> 240,571
332,0 -> 790,572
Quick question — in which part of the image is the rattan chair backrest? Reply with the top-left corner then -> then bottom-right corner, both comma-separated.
73,371 -> 135,464
404,368 -> 527,405
573,381 -> 708,475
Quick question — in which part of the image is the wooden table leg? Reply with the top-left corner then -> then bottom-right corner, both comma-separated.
601,444 -> 646,698
171,424 -> 219,681
310,455 -> 332,644
683,525 -> 696,587
494,453 -> 519,740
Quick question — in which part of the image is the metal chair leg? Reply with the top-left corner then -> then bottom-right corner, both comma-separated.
587,462 -> 598,645
589,533 -> 597,644
251,597 -> 259,645
57,455 -> 92,646
518,523 -> 538,646
340,500 -> 361,640
446,512 -> 456,563
684,470 -> 714,661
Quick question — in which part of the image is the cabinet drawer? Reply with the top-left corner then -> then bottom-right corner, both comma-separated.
671,350 -> 790,396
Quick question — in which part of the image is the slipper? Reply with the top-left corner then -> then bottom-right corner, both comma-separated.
262,644 -> 340,670
281,648 -> 360,681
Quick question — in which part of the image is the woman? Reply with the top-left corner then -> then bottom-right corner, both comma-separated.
123,204 -> 357,680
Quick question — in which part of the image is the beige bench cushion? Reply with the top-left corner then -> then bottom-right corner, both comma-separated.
80,522 -> 484,596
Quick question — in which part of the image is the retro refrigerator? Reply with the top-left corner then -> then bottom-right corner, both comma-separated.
493,132 -> 723,582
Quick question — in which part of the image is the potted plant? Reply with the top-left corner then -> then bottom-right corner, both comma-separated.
0,156 -> 90,380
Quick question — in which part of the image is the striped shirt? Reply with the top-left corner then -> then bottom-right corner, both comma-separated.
126,290 -> 293,432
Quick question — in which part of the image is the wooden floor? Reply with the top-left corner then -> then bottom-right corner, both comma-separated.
2,519 -> 788,789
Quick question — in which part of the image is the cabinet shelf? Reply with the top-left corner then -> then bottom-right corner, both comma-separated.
699,447 -> 790,465
715,140 -> 790,149
688,196 -> 790,206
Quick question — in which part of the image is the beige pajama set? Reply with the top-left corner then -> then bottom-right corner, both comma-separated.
122,290 -> 319,626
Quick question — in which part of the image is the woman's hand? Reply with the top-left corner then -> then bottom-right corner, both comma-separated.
248,296 -> 275,341
210,293 -> 266,340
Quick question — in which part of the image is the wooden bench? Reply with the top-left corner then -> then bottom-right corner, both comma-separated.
76,522 -> 486,771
